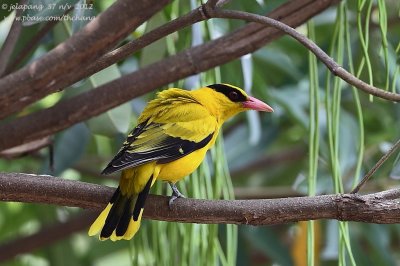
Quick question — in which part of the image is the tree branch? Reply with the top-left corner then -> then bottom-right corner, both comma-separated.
0,212 -> 96,263
4,7 -> 73,74
210,9 -> 400,102
0,0 -> 171,119
0,0 -> 338,151
46,2 -> 209,97
1,172 -> 400,225
0,0 -> 26,77
351,138 -> 400,194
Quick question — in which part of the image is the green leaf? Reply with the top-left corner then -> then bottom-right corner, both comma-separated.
362,224 -> 397,266
224,124 -> 276,172
0,0 -> 18,22
269,81 -> 310,128
86,65 -> 132,136
139,12 -> 167,67
53,16 -> 132,137
390,151 -> 400,179
338,109 -> 359,177
71,0 -> 96,33
41,123 -> 90,175
241,226 -> 293,266
254,48 -> 303,82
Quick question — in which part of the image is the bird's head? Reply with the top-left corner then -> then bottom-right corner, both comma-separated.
195,83 -> 273,122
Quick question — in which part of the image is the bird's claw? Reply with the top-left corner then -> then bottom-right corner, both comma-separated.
168,182 -> 185,209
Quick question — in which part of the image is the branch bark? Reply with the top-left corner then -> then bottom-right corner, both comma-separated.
0,212 -> 96,262
0,0 -> 26,76
211,9 -> 400,102
0,0 -> 338,151
1,172 -> 400,225
4,7 -> 73,74
0,0 -> 171,119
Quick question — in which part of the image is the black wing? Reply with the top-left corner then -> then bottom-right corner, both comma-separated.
102,121 -> 214,174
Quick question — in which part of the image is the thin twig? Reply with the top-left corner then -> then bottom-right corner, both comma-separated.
211,9 -> 400,102
351,138 -> 400,194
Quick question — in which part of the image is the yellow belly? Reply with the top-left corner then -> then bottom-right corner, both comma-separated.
157,146 -> 209,183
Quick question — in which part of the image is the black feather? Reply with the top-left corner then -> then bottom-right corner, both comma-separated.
115,196 -> 134,237
110,186 -> 120,204
133,175 -> 153,220
207,83 -> 247,102
100,190 -> 127,239
101,121 -> 149,175
101,130 -> 214,174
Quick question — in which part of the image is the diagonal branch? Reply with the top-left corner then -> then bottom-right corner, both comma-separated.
44,2 -> 209,98
351,138 -> 400,194
4,7 -> 74,74
0,0 -> 338,151
209,8 -> 400,102
0,0 -> 171,119
1,172 -> 400,225
0,0 -> 27,76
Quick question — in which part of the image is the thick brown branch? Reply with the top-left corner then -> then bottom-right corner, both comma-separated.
1,172 -> 400,225
0,0 -> 171,119
48,3 -> 208,95
0,0 -> 338,151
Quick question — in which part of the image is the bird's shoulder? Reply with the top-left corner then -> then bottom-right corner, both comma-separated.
138,88 -> 213,124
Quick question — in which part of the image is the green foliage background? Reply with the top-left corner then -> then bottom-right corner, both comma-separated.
0,0 -> 400,265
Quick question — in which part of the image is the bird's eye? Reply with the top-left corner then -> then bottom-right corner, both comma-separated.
228,91 -> 239,101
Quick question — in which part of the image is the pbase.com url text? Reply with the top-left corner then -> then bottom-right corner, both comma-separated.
14,14 -> 95,23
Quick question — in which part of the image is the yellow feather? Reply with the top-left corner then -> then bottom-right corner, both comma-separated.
89,84 -> 272,241
123,209 -> 144,240
88,203 -> 112,237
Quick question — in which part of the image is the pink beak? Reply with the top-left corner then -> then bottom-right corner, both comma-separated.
242,96 -> 274,112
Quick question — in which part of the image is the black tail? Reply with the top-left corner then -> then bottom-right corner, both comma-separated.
89,175 -> 153,241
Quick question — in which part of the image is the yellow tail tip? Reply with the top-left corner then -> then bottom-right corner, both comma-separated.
122,209 -> 144,240
88,207 -> 144,241
88,203 -> 112,237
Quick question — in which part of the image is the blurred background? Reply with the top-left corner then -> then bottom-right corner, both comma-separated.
0,0 -> 400,265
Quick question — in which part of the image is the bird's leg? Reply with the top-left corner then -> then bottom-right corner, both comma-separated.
168,182 -> 185,208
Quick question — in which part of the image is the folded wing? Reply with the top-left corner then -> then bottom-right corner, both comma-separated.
102,116 -> 216,175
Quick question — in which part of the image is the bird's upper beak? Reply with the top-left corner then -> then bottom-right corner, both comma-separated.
242,96 -> 274,112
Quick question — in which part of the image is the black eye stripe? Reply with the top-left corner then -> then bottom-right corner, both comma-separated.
207,84 -> 247,102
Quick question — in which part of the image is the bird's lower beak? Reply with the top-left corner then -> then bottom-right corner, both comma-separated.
242,96 -> 274,112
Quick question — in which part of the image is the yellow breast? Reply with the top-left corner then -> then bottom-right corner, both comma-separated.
156,146 -> 209,183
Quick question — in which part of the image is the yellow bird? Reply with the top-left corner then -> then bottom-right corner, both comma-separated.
88,83 -> 273,241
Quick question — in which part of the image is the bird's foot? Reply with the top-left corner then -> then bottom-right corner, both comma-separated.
168,182 -> 185,209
